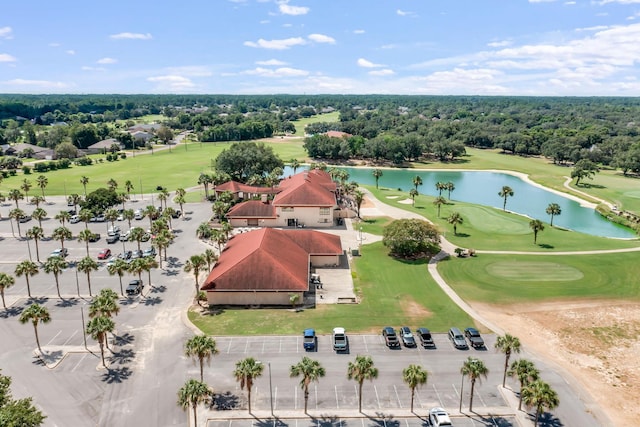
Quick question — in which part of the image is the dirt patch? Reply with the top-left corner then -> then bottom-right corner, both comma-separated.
401,298 -> 432,320
473,299 -> 640,427
361,196 -> 375,208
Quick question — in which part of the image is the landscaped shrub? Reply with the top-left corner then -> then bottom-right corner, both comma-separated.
22,165 -> 32,174
75,157 -> 93,166
119,152 -> 127,159
33,163 -> 49,173
56,158 -> 71,169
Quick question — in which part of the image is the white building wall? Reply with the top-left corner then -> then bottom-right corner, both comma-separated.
276,206 -> 334,227
206,290 -> 304,306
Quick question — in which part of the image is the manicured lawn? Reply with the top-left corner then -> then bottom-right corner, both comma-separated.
437,251 -> 640,304
1,141 -> 307,196
357,216 -> 394,236
188,241 -> 474,335
368,187 -> 640,251
291,111 -> 340,136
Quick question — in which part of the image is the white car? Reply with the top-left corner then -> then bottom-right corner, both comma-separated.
429,407 -> 452,427
108,226 -> 121,235
70,215 -> 80,224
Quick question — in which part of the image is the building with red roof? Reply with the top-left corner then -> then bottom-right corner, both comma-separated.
201,228 -> 342,306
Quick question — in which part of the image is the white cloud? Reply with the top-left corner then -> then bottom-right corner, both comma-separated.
396,9 -> 415,16
256,59 -> 287,65
575,25 -> 609,32
0,27 -> 13,39
369,69 -> 395,76
357,58 -> 383,68
244,37 -> 306,50
260,20 -> 270,24
0,53 -> 17,62
49,42 -> 60,47
147,75 -> 195,91
165,65 -> 213,77
243,67 -> 309,77
487,40 -> 512,48
528,0 -> 557,3
598,0 -> 640,4
97,57 -> 117,64
308,33 -> 335,44
66,50 -> 75,55
110,32 -> 153,40
279,2 -> 310,15
353,29 -> 365,34
82,66 -> 106,71
3,79 -> 69,89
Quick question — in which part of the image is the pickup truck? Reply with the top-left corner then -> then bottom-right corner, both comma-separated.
303,328 -> 316,351
382,326 -> 400,348
416,327 -> 436,348
332,327 -> 348,352
464,327 -> 485,348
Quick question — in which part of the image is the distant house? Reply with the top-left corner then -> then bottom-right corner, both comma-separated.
200,228 -> 342,306
5,143 -> 54,160
128,123 -> 161,133
87,138 -> 123,154
130,131 -> 153,142
225,169 -> 340,228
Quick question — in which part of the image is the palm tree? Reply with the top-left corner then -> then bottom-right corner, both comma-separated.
435,181 -> 446,196
198,173 -> 212,199
36,175 -> 48,201
290,356 -> 326,414
107,178 -> 118,191
77,256 -> 99,297
43,256 -> 67,299
26,226 -> 44,262
55,210 -> 71,226
123,208 -> 135,228
177,379 -> 210,427
79,208 -> 93,229
32,207 -> 47,228
80,176 -> 89,197
9,208 -> 25,237
433,196 -> 446,218
124,180 -> 134,199
196,222 -> 212,240
155,229 -> 174,267
460,357 -> 489,412
69,193 -> 82,213
499,185 -> 514,211
175,195 -> 186,220
184,255 -> 206,303
412,176 -> 422,193
143,205 -> 158,229
77,229 -> 95,257
185,335 -> 219,382
545,203 -> 561,226
142,256 -> 158,288
353,189 -> 365,218
0,272 -> 15,309
407,188 -> 418,206
202,249 -> 218,271
446,181 -> 455,199
15,260 -> 39,298
129,227 -> 145,251
19,303 -> 51,353
21,179 -> 32,203
402,364 -> 428,413
347,355 -> 378,413
89,288 -> 120,319
233,357 -> 264,414
128,258 -> 147,284
289,158 -> 300,174
495,333 -> 521,388
521,379 -> 559,426
447,212 -> 464,235
52,226 -> 72,250
8,188 -> 23,208
107,258 -> 130,296
372,169 -> 383,189
105,208 -> 119,230
86,316 -> 115,367
508,359 -> 540,411
31,195 -> 45,208
529,219 -> 545,244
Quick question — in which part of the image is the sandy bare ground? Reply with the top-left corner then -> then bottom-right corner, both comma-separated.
473,299 -> 640,427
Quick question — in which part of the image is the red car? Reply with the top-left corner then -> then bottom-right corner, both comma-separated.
97,249 -> 112,260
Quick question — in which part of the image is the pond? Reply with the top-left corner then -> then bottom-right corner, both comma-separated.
336,167 -> 635,239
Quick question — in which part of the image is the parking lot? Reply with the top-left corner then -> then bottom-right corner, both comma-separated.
207,416 -> 516,427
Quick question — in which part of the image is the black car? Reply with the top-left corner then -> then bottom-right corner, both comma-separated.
126,279 -> 143,296
118,250 -> 133,261
416,327 -> 436,348
106,233 -> 120,244
464,327 -> 485,348
382,327 -> 400,348
171,209 -> 182,219
88,233 -> 101,242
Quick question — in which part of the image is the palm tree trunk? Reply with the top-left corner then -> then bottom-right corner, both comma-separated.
247,387 -> 252,414
518,392 -> 523,411
26,277 -> 32,298
34,240 -> 40,262
119,277 -> 124,297
358,381 -> 363,413
34,324 -> 42,353
410,388 -> 415,413
304,386 -> 309,414
199,359 -> 204,382
502,356 -> 509,387
87,274 -> 92,297
1,291 -> 5,309
469,380 -> 476,412
99,341 -> 106,367
535,407 -> 541,426
55,276 -> 61,299
192,403 -> 198,427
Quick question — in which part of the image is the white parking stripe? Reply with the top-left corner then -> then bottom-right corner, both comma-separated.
71,353 -> 87,372
46,330 -> 62,345
374,384 -> 381,409
274,386 -> 278,410
335,385 -> 339,409
294,386 -> 297,409
452,382 -> 460,398
314,384 -> 318,410
433,383 -> 444,407
362,335 -> 368,353
261,337 -> 266,353
477,389 -> 488,407
226,338 -> 233,354
63,330 -> 78,345
393,384 -> 402,408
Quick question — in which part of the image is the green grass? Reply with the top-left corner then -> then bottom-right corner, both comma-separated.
357,216 -> 394,236
291,111 -> 340,135
188,241 -> 474,335
437,252 -> 640,304
368,187 -> 640,251
0,141 -> 307,196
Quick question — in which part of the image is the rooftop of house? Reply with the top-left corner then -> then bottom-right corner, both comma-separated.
274,169 -> 337,206
226,200 -> 276,218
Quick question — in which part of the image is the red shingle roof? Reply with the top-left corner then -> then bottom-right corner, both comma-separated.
226,200 -> 276,218
275,169 -> 337,207
201,228 -> 342,292
215,181 -> 279,195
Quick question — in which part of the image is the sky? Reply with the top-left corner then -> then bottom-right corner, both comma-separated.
2,0 -> 640,96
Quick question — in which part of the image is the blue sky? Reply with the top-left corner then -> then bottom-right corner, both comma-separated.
1,0 -> 640,95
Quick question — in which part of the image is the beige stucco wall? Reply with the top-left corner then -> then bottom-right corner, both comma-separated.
206,290 -> 305,306
276,206 -> 335,227
229,218 -> 278,228
310,255 -> 340,266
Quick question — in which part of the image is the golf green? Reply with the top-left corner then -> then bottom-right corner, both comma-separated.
486,261 -> 584,281
457,205 -> 531,235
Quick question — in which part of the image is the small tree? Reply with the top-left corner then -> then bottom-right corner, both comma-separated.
409,188 -> 418,206
499,186 -> 514,211
433,196 -> 446,218
290,356 -> 326,414
508,359 -> 540,411
382,219 -> 440,259
15,260 -> 39,299
447,211 -> 463,235
347,355 -> 378,413
521,379 -> 560,426
460,357 -> 489,412
372,169 -> 383,189
495,333 -> 522,387
177,379 -> 210,427
412,176 -> 422,192
353,189 -> 364,219
0,272 -> 15,309
233,357 -> 264,414
403,364 -> 428,413
184,255 -> 206,304
289,293 -> 300,310
78,256 -> 99,297
545,203 -> 561,227
19,303 -> 51,354
185,335 -> 219,382
86,316 -> 115,368
529,219 -> 545,244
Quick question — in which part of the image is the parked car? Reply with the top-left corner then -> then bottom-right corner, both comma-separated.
171,209 -> 182,219
131,249 -> 143,260
119,230 -> 130,242
464,327 -> 485,348
106,233 -> 120,244
49,248 -> 68,259
117,250 -> 133,261
108,226 -> 121,235
18,215 -> 32,223
70,215 -> 80,224
382,327 -> 400,348
429,407 -> 453,427
416,327 -> 436,348
126,279 -> 143,296
142,247 -> 156,258
448,327 -> 468,349
303,328 -> 316,351
400,326 -> 417,347
95,214 -> 106,222
97,248 -> 112,260
141,232 -> 151,242
332,327 -> 348,352
88,233 -> 101,242
134,209 -> 144,220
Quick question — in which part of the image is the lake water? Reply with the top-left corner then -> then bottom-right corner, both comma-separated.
283,166 -> 634,239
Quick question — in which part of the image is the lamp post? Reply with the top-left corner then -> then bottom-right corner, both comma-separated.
80,306 -> 87,350
268,362 -> 274,416
75,265 -> 81,298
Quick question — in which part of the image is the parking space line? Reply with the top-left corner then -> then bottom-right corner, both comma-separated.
63,330 -> 78,345
226,338 -> 233,354
279,336 -> 282,353
261,338 -> 266,354
243,337 -> 250,354
393,385 -> 402,408
477,389 -> 488,407
335,385 -> 339,409
296,336 -> 299,353
46,330 -> 62,345
433,384 -> 444,407
71,353 -> 87,372
314,384 -> 318,410
374,384 -> 381,409
362,335 -> 368,353
415,389 -> 424,409
294,386 -> 297,409
452,383 -> 460,398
